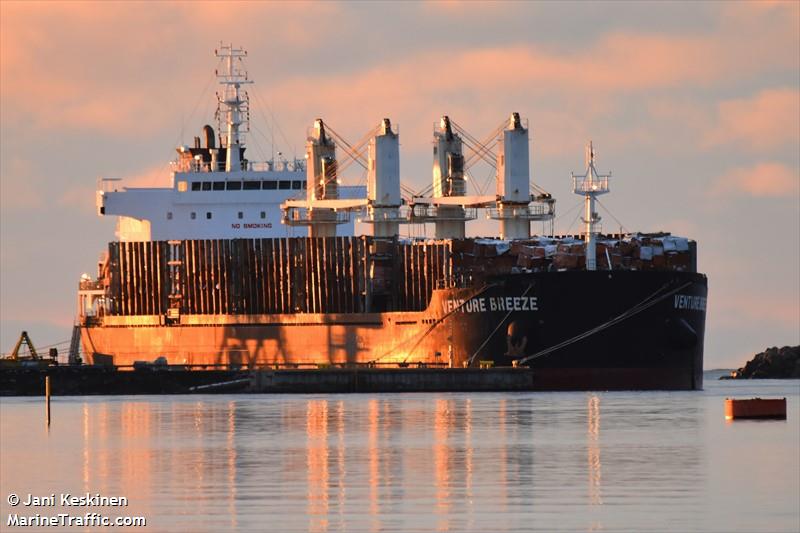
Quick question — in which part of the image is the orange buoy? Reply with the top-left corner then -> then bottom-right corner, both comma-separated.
725,397 -> 787,420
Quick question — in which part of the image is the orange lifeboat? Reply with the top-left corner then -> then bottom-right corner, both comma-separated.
725,398 -> 787,420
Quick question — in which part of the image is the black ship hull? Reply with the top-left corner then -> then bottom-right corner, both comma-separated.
439,270 -> 707,390
82,269 -> 706,391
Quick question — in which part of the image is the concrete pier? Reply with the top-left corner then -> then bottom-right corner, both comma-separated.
250,367 -> 536,393
1,366 -> 536,396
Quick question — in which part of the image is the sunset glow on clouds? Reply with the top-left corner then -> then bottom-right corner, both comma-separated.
710,163 -> 799,198
706,89 -> 800,152
1,0 -> 798,367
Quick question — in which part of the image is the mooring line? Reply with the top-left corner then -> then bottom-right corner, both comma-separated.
516,280 -> 693,365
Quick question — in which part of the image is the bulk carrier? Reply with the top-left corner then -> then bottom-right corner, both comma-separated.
77,46 -> 707,390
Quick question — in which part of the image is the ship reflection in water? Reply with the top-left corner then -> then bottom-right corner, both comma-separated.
587,394 -> 602,508
2,382 -> 799,533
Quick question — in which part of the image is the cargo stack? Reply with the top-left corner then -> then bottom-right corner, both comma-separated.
449,233 -> 695,275
102,232 -> 697,318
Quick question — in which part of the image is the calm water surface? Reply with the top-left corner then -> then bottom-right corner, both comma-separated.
1,372 -> 798,532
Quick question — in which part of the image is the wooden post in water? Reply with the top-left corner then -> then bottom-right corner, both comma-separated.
45,375 -> 51,427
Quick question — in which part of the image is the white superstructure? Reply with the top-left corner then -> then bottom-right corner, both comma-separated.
97,47 -> 554,243
96,46 -> 362,241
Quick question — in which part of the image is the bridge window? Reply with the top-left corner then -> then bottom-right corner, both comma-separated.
191,182 -> 201,191
292,180 -> 302,190
260,211 -> 266,219
206,212 -> 212,219
279,180 -> 291,190
213,181 -> 225,191
201,182 -> 211,191
263,180 -> 277,190
226,181 -> 242,190
243,181 -> 260,190
302,181 -> 308,189
190,212 -> 196,220
238,211 -> 243,219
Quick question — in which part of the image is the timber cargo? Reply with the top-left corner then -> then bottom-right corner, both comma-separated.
76,46 -> 707,390
92,234 -> 696,317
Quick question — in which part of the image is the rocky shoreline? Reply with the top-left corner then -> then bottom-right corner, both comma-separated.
723,345 -> 800,379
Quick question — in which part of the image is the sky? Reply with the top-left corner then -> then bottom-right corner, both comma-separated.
1,0 -> 798,369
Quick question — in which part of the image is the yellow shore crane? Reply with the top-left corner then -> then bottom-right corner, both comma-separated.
1,331 -> 57,367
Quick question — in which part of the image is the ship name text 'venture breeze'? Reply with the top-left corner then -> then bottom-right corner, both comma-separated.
78,46 -> 707,390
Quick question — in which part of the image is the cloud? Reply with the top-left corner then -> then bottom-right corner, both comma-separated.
422,0 -> 501,15
256,33 -> 743,158
705,89 -> 800,152
713,292 -> 800,332
0,1 -> 344,136
2,0 -> 797,143
124,165 -> 174,188
57,186 -> 97,214
709,162 -> 799,198
0,158 -> 44,211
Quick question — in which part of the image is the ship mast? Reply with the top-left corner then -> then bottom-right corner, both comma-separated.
572,141 -> 611,271
215,44 -> 252,172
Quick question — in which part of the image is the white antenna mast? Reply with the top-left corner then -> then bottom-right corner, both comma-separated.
572,141 -> 611,271
215,44 -> 252,172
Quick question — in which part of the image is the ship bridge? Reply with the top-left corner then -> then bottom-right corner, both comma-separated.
96,45 -> 363,241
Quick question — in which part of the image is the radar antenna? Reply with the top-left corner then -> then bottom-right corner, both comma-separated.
215,44 -> 252,172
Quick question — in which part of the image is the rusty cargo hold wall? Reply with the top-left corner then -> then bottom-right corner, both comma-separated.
106,237 -> 455,316
393,239 -> 453,311
179,237 -> 373,315
107,241 -> 170,316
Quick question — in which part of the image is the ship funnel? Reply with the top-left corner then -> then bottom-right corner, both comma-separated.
203,125 -> 216,149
